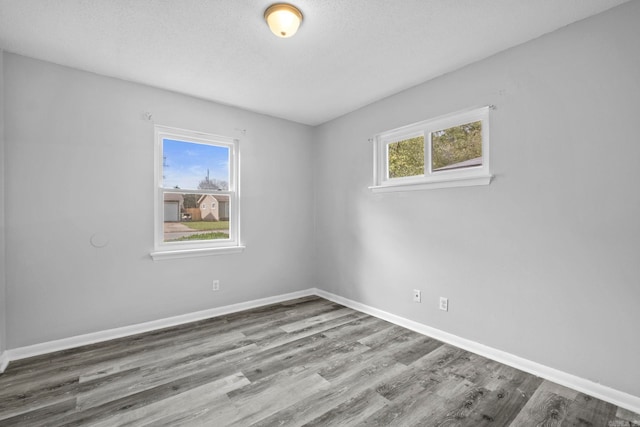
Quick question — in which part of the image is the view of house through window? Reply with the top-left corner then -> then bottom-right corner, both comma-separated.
162,192 -> 230,242
161,138 -> 231,243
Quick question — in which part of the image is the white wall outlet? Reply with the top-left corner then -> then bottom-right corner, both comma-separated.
439,297 -> 449,311
413,289 -> 421,303
212,280 -> 220,291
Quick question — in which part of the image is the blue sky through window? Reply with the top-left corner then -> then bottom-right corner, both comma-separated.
162,139 -> 229,189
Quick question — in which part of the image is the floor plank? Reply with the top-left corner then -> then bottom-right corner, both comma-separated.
0,296 -> 636,426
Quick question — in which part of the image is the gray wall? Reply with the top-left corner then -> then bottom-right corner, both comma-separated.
313,1 -> 640,397
3,53 -> 315,348
2,1 -> 638,400
0,51 -> 6,355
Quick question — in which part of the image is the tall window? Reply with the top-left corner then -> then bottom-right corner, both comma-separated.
371,106 -> 492,192
152,126 -> 241,259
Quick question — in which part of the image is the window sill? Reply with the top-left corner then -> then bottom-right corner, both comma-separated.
150,245 -> 245,261
369,174 -> 492,193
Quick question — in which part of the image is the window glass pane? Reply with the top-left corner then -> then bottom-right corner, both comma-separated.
163,193 -> 230,242
431,121 -> 482,172
162,139 -> 229,190
388,136 -> 425,178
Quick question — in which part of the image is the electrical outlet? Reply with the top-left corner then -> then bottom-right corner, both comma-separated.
439,297 -> 448,311
413,289 -> 421,303
212,280 -> 220,291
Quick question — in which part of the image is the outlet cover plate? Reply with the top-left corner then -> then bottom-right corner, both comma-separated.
413,289 -> 421,303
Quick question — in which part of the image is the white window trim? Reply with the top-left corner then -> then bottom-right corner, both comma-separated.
370,106 -> 493,192
151,125 -> 244,260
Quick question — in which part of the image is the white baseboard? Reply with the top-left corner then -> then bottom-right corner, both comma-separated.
0,350 -> 8,373
314,288 -> 640,415
3,286 -> 639,415
6,288 -> 316,362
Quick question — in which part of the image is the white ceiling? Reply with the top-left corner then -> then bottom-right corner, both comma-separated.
0,0 -> 630,126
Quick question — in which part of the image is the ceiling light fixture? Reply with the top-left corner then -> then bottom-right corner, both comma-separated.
264,3 -> 303,38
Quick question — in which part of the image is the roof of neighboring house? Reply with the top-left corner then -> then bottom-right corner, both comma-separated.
164,193 -> 184,203
433,157 -> 482,172
197,194 -> 230,204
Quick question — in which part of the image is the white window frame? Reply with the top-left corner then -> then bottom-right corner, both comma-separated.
370,106 -> 492,192
151,125 -> 243,260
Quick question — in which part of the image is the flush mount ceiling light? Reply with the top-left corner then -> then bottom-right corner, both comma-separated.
264,3 -> 303,38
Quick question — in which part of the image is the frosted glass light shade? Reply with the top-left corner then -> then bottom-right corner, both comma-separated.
264,4 -> 303,38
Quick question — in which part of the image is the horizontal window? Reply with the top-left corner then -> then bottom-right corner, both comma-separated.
371,106 -> 492,192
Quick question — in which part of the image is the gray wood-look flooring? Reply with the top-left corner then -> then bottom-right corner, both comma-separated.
0,296 -> 638,426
